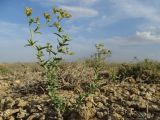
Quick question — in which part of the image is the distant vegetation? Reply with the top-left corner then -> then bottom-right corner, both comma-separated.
117,59 -> 160,83
0,65 -> 11,75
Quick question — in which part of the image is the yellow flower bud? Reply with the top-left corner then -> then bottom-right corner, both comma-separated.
54,22 -> 60,28
53,8 -> 58,13
25,7 -> 32,17
44,13 -> 51,22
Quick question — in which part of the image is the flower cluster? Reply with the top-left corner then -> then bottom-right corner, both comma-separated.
25,7 -> 32,17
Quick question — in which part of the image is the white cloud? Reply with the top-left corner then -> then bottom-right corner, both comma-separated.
67,25 -> 82,34
90,0 -> 160,29
109,36 -> 140,45
61,6 -> 99,19
80,0 -> 98,6
29,0 -> 99,19
29,0 -> 73,4
29,0 -> 98,7
136,31 -> 160,42
29,0 -> 67,7
111,0 -> 160,22
109,31 -> 160,46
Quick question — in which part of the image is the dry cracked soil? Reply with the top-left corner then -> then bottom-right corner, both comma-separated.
0,63 -> 160,120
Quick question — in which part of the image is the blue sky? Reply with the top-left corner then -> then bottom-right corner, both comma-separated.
1,0 -> 160,62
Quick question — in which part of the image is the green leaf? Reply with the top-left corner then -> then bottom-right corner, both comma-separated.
25,39 -> 37,47
29,18 -> 34,26
35,32 -> 42,34
34,26 -> 40,32
63,43 -> 69,46
54,33 -> 62,38
54,57 -> 62,61
58,27 -> 62,32
58,41 -> 64,46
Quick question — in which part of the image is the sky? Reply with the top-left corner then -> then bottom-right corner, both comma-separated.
1,0 -> 160,62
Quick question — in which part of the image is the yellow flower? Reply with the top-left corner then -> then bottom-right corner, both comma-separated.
64,13 -> 72,18
53,8 -> 59,13
25,7 -> 32,17
44,13 -> 51,22
54,22 -> 60,28
53,7 -> 72,18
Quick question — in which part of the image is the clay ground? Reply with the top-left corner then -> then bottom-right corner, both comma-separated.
0,63 -> 160,120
